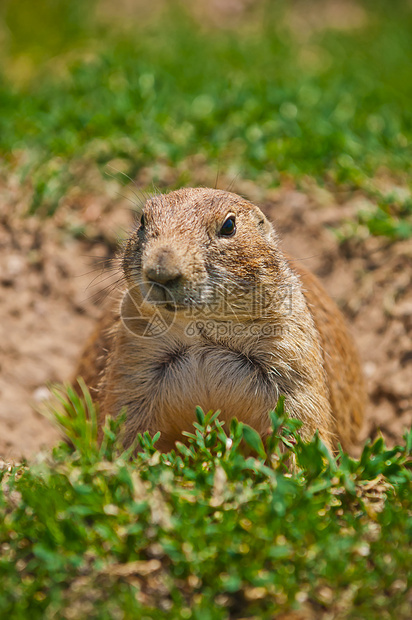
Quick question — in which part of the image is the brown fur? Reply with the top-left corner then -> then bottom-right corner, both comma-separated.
74,188 -> 366,453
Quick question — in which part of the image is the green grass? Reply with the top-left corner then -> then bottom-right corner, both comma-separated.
358,190 -> 412,239
1,0 -> 412,218
0,386 -> 411,618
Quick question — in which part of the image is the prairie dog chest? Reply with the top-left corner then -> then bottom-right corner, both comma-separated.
134,328 -> 281,425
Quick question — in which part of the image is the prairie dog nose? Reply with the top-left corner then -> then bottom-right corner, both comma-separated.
144,247 -> 182,286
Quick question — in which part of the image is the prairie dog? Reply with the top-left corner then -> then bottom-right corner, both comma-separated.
75,188 -> 365,453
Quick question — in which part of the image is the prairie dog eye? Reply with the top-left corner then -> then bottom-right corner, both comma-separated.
219,214 -> 236,237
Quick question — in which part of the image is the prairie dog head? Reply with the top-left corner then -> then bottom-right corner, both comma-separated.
122,188 -> 289,322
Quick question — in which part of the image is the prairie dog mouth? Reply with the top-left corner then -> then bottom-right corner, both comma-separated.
138,277 -> 260,320
139,279 -> 203,311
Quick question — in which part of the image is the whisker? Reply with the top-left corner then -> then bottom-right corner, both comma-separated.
85,269 -> 123,291
73,266 -> 115,278
104,165 -> 151,211
83,277 -> 126,305
226,173 -> 240,193
78,254 -> 114,261
214,166 -> 220,190
113,190 -> 141,212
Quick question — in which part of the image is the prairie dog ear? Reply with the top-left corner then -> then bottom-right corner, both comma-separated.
255,206 -> 275,238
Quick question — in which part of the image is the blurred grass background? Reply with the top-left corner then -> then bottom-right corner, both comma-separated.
0,0 -> 411,216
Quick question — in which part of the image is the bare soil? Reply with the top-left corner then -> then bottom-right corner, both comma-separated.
0,174 -> 411,459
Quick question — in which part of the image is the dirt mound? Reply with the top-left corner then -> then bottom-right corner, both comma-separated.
0,180 -> 410,458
